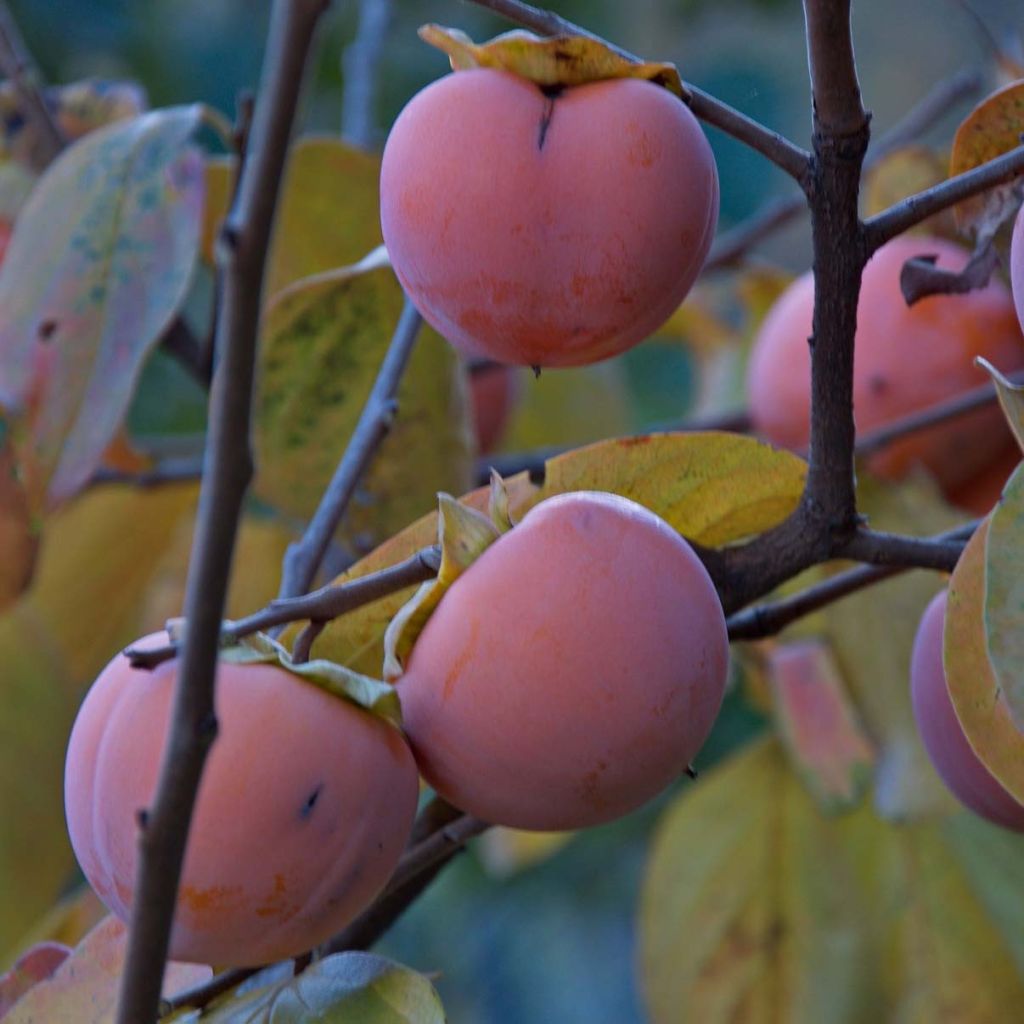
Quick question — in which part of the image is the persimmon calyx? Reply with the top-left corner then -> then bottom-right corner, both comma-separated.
418,24 -> 687,99
164,617 -> 401,725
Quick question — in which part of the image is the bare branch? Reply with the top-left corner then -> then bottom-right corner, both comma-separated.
115,3 -> 329,1021
277,299 -> 423,601
865,144 -> 1024,251
704,195 -> 805,272
727,521 -> 978,641
461,0 -> 810,183
341,0 -> 392,148
836,528 -> 966,572
0,3 -> 65,167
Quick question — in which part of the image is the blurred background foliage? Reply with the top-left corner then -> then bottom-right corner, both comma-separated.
4,0 -> 1023,1021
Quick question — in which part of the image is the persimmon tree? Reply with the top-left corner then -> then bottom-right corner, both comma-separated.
3,0 -> 1024,1022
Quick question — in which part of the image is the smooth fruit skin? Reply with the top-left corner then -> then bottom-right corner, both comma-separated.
469,362 -> 521,454
64,635 -> 419,966
910,590 -> 1024,830
398,491 -> 729,831
1013,206 -> 1024,334
380,69 -> 719,368
746,235 -> 1024,489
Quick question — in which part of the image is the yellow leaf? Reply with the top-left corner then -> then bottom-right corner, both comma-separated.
639,738 -> 1024,1024
477,828 -> 573,878
946,514 -> 1024,803
419,24 -> 685,98
863,145 -> 951,234
200,156 -> 233,266
949,79 -> 1024,237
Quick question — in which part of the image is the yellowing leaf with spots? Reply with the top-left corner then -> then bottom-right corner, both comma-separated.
946,514 -> 1024,803
200,155 -> 233,265
254,259 -> 473,559
420,24 -> 685,97
639,738 -> 1024,1024
0,106 -> 205,508
949,79 -> 1024,237
863,145 -> 953,236
304,432 -> 805,674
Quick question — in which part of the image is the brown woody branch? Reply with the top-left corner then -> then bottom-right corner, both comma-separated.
115,3 -> 329,1022
277,299 -> 424,601
462,0 -> 811,183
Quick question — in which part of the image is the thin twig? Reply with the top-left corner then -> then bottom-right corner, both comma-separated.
854,369 -> 1024,460
837,528 -> 966,572
341,0 -> 392,148
114,4 -> 329,1022
90,457 -> 204,490
461,0 -> 810,183
0,2 -> 65,167
865,144 -> 1024,251
704,195 -> 805,272
727,521 -> 978,641
127,545 -> 441,670
277,299 -> 423,601
159,966 -> 257,1016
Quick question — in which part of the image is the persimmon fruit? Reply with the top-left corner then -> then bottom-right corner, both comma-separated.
1012,205 -> 1024,334
469,361 -> 521,454
64,635 -> 419,966
910,589 -> 1024,831
397,491 -> 729,831
380,68 -> 719,368
746,235 -> 1024,489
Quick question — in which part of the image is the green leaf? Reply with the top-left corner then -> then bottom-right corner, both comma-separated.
0,106 -> 205,507
302,432 -> 806,674
977,357 -> 1024,458
763,640 -> 875,812
3,917 -> 208,1024
984,463 -> 1024,730
638,738 -> 1024,1024
253,259 -> 473,557
199,953 -> 445,1023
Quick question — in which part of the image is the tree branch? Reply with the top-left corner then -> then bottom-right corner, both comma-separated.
461,0 -> 810,183
0,2 -> 65,168
865,144 -> 1024,251
726,521 -> 976,641
277,299 -> 423,601
115,4 -> 329,1022
341,0 -> 392,148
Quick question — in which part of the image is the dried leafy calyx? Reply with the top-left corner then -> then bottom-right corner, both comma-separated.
419,24 -> 686,99
164,617 -> 401,726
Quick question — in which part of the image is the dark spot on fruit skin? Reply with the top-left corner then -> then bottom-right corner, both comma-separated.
537,94 -> 557,150
300,783 -> 324,820
868,374 -> 889,396
37,319 -> 58,341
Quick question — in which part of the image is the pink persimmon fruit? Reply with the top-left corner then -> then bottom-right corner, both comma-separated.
397,491 -> 729,831
1012,204 -> 1024,334
746,235 -> 1024,490
380,69 -> 719,368
64,635 -> 419,966
910,589 -> 1024,830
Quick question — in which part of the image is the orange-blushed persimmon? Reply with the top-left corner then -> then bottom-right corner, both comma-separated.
397,491 -> 729,831
380,69 -> 719,368
1013,205 -> 1024,334
746,235 -> 1024,490
910,590 -> 1024,831
63,634 -> 419,966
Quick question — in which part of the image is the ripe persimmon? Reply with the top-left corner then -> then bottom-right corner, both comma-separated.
910,590 -> 1024,831
1012,205 -> 1024,334
64,635 -> 419,966
746,235 -> 1024,489
380,69 -> 718,368
397,491 -> 729,831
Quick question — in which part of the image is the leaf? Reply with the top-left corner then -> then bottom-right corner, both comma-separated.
305,432 -> 805,673
0,942 -> 69,1017
984,463 -> 1024,730
977,356 -> 1024,457
862,145 -> 950,232
822,474 -> 963,821
253,261 -> 473,557
419,24 -> 685,98
0,106 -> 205,507
949,79 -> 1024,237
0,423 -> 39,612
200,952 -> 444,1023
200,156 -> 233,265
945,514 -> 1024,803
763,639 -> 875,812
382,493 -> 499,681
3,917 -> 209,1024
476,828 -> 573,878
266,136 -> 384,298
9,887 -> 107,958
638,738 -> 1024,1024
